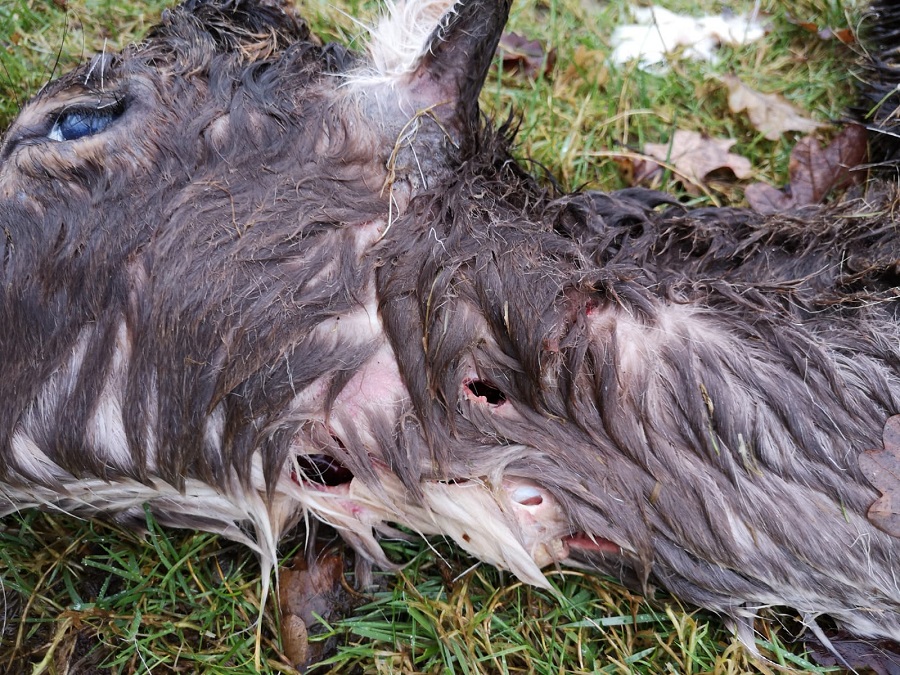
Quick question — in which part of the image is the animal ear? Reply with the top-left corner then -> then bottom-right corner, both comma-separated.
409,0 -> 511,146
360,0 -> 511,149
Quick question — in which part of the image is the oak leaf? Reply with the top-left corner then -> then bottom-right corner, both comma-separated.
279,543 -> 357,670
745,124 -> 867,214
499,32 -> 556,80
639,130 -> 752,192
724,74 -> 821,140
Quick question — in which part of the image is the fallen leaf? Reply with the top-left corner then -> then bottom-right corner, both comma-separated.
822,27 -> 855,44
859,415 -> 900,538
805,629 -> 900,674
281,614 -> 309,669
787,125 -> 867,202
746,124 -> 867,214
724,74 -> 822,140
499,32 -> 556,80
790,19 -> 819,32
744,182 -> 793,214
278,541 -> 359,672
787,14 -> 856,45
630,156 -> 666,186
638,130 -> 752,192
560,45 -> 608,89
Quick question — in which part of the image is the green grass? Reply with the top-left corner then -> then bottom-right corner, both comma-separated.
0,510 -> 843,674
0,0 -> 863,673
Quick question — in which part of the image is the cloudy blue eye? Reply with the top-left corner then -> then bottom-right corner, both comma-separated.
48,106 -> 121,142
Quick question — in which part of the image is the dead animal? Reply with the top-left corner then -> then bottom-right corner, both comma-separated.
2,0 -> 900,667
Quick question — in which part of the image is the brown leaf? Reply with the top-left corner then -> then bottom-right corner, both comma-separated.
790,124 -> 868,201
499,32 -> 556,80
746,124 -> 868,214
631,156 -> 664,186
723,74 -> 822,140
787,14 -> 856,45
278,543 -> 357,672
790,19 -> 819,33
560,45 -> 608,89
744,182 -> 794,214
805,629 -> 900,673
640,130 -> 752,192
859,415 -> 900,538
281,614 -> 309,668
821,27 -> 855,45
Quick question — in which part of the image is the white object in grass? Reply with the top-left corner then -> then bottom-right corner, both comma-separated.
611,5 -> 766,72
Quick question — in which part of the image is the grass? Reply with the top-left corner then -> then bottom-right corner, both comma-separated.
1,510 -> 841,674
0,0 -> 864,673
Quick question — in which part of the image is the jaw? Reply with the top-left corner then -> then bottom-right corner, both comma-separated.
282,453 -> 624,588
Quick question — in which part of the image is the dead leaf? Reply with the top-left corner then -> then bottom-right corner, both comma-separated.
787,14 -> 855,45
786,125 -> 867,202
859,415 -> 900,538
281,614 -> 309,669
805,629 -> 900,674
638,130 -> 752,192
630,156 -> 666,186
744,182 -> 793,214
723,74 -> 822,140
821,27 -> 855,44
560,45 -> 608,89
746,124 -> 867,214
499,32 -> 556,80
278,542 -> 358,672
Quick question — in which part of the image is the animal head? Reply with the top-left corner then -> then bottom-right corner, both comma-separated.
0,0 -> 503,460
0,0 -> 508,216
0,0 -> 566,586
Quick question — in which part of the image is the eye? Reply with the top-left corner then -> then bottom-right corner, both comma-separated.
48,104 -> 122,142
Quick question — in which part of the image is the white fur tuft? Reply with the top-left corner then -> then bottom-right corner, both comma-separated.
347,0 -> 460,87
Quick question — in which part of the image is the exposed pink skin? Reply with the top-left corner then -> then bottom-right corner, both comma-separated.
328,339 -> 404,455
564,531 -> 621,555
503,478 -> 572,566
462,378 -> 496,406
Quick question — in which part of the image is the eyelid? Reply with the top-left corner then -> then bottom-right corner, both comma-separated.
0,96 -> 126,162
49,107 -> 117,142
47,98 -> 126,143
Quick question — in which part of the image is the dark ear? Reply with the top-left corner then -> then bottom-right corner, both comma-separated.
408,0 -> 512,148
